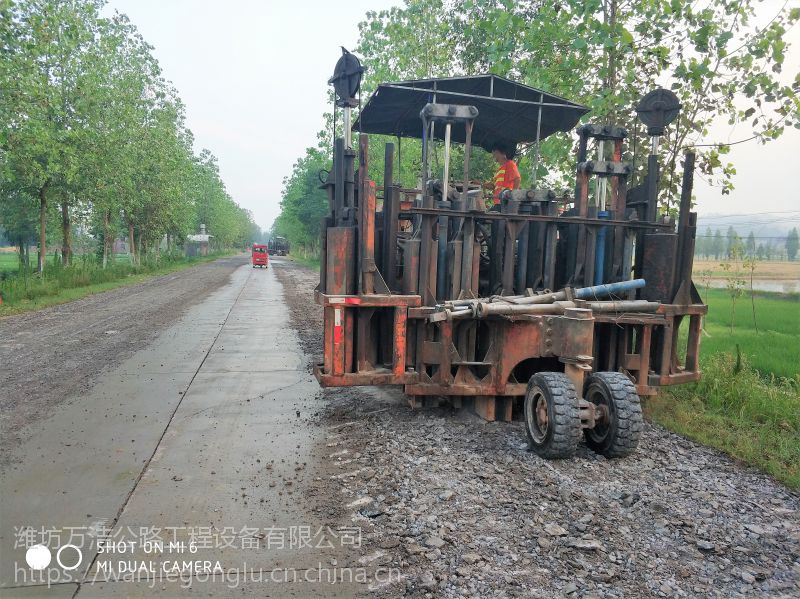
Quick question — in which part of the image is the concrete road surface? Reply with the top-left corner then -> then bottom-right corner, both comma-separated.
0,257 -> 366,598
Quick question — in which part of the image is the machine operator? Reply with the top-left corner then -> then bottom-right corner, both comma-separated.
488,141 -> 521,210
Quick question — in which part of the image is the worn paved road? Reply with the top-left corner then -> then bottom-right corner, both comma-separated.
0,257 -> 364,598
1,255 -> 245,461
4,256 -> 798,599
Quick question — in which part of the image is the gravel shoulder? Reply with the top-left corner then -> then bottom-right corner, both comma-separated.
0,254 -> 248,462
273,258 -> 800,598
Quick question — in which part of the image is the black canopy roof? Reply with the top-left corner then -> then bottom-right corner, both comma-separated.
354,74 -> 589,152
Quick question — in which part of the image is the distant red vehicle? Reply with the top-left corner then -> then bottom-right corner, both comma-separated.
251,244 -> 269,268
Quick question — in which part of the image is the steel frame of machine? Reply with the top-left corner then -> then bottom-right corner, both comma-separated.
314,58 -> 706,457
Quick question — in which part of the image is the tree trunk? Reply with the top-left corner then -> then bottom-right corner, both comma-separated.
138,233 -> 145,264
102,210 -> 110,268
61,199 -> 71,267
127,219 -> 136,265
18,237 -> 25,272
38,183 -> 48,273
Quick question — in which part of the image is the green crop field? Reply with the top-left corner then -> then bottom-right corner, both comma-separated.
647,287 -> 800,488
697,287 -> 799,379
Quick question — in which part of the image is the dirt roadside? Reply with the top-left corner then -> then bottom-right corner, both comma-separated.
273,258 -> 800,599
0,254 -> 248,464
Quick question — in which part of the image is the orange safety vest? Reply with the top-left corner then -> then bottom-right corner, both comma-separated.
493,159 -> 520,203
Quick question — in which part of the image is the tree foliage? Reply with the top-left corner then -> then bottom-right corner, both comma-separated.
359,0 -> 799,195
0,0 -> 259,272
273,148 -> 330,254
274,0 -> 798,251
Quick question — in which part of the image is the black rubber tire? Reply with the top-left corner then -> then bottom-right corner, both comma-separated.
583,372 -> 643,458
524,372 -> 581,459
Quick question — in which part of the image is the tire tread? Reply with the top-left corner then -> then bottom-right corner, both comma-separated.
526,372 -> 581,459
585,372 -> 642,458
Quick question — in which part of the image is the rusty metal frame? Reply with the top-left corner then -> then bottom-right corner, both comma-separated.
315,97 -> 706,423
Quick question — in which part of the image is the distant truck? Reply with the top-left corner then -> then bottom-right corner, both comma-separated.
268,237 -> 289,256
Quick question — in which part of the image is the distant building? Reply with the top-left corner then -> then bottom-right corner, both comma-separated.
186,224 -> 212,256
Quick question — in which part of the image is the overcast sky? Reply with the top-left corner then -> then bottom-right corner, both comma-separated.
105,0 -> 798,232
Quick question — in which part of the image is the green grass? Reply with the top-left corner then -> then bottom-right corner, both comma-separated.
646,354 -> 800,488
0,252 -> 35,274
0,251 -> 137,273
0,251 -> 237,317
696,287 -> 799,379
287,252 -> 321,270
647,287 -> 799,488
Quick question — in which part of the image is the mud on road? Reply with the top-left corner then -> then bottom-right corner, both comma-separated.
0,255 -> 248,464
273,259 -> 800,598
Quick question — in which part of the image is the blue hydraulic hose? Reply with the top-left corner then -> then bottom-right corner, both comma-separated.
594,210 -> 610,286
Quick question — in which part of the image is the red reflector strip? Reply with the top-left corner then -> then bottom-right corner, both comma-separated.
344,297 -> 362,305
333,308 -> 343,343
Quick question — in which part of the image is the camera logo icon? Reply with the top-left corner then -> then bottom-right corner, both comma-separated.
25,544 -> 82,570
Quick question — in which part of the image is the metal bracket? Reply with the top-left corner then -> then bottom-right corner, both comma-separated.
420,103 -> 479,124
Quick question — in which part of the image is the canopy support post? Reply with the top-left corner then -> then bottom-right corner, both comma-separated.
442,123 -> 452,191
532,92 -> 544,188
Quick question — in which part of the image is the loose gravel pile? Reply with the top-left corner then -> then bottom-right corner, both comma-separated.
275,259 -> 800,598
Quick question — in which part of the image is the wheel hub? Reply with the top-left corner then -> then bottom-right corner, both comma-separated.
586,386 -> 611,442
536,396 -> 549,429
527,390 -> 549,442
594,403 -> 610,425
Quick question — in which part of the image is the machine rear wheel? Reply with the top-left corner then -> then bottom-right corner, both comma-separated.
583,372 -> 642,457
524,372 -> 581,459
